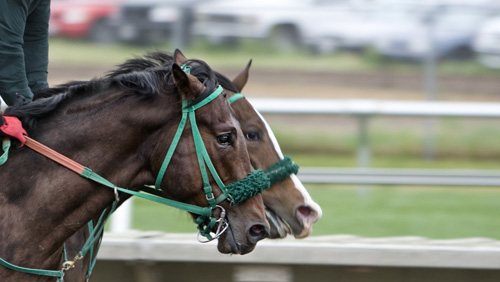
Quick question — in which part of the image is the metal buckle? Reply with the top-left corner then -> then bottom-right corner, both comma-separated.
197,205 -> 229,243
226,194 -> 235,206
206,193 -> 215,202
61,254 -> 83,272
113,186 -> 120,202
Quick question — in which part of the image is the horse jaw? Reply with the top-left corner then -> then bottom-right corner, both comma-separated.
217,229 -> 256,255
215,201 -> 269,255
216,224 -> 259,255
265,209 -> 291,238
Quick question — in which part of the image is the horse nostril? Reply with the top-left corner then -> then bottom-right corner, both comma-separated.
296,205 -> 320,228
249,224 -> 268,241
298,206 -> 313,217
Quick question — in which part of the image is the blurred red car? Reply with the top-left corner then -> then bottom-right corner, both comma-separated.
49,0 -> 124,42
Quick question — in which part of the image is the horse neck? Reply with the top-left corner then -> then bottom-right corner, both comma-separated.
0,152 -> 120,278
0,93 -> 173,275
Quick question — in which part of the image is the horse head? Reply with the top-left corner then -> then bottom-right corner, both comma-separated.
148,50 -> 269,254
226,61 -> 322,239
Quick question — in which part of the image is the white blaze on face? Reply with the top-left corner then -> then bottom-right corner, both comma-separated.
253,107 -> 323,219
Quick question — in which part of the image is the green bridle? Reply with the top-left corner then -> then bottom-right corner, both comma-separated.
154,84 -> 269,241
153,65 -> 274,241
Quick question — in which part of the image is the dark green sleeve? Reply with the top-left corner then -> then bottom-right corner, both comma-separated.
0,0 -> 50,106
24,0 -> 50,94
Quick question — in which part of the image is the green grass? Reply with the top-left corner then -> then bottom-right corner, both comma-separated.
307,185 -> 500,239
130,198 -> 196,233
128,185 -> 500,239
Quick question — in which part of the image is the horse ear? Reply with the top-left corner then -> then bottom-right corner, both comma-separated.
174,49 -> 188,66
232,59 -> 252,92
172,63 -> 206,101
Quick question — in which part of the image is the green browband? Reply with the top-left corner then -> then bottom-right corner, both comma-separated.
227,93 -> 245,104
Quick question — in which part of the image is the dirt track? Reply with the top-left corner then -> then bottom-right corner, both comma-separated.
48,64 -> 500,102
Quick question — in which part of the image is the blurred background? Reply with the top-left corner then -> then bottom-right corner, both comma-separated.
48,0 -> 500,240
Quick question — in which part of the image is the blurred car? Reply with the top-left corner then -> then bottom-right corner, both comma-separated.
108,0 -> 200,45
192,0 -> 348,49
303,1 -> 431,54
375,3 -> 500,61
49,0 -> 122,43
473,16 -> 500,68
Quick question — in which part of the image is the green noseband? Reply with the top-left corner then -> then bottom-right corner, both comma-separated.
227,157 -> 298,205
265,156 -> 299,186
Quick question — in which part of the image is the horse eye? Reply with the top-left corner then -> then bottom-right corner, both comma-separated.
245,131 -> 260,141
217,134 -> 233,145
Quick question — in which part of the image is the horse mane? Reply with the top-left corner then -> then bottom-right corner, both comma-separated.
5,51 -> 220,131
108,51 -> 239,98
105,51 -> 174,78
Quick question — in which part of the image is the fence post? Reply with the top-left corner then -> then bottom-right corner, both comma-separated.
110,198 -> 133,232
357,115 -> 371,195
173,7 -> 193,49
357,115 -> 371,168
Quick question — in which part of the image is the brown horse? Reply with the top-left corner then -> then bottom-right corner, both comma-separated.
0,50 -> 269,281
225,61 -> 322,239
64,51 -> 322,282
106,50 -> 322,239
156,50 -> 321,238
